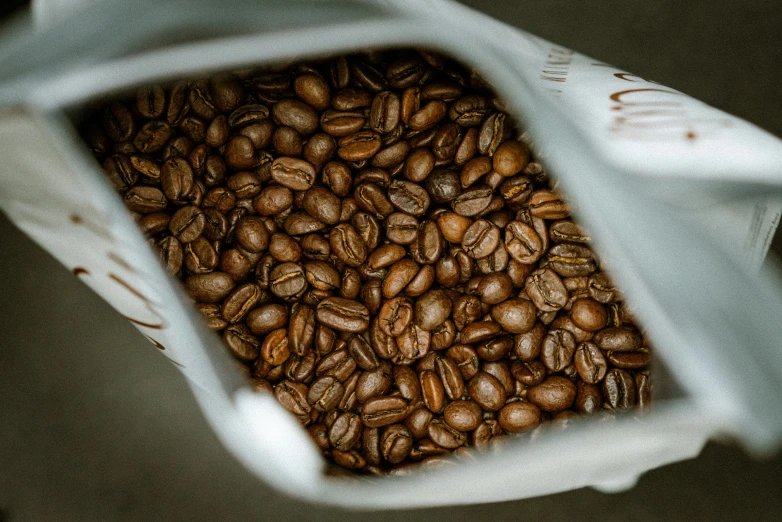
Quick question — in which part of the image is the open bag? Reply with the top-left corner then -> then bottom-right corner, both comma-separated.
2,0 -> 782,508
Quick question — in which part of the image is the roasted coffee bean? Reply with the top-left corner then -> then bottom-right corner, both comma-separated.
528,376 -> 577,412
356,365 -> 393,402
525,268 -> 568,312
330,223 -> 368,267
513,321 -> 546,360
594,326 -> 643,352
548,243 -> 597,277
396,324 -> 431,360
452,185 -> 493,217
381,424 -> 414,464
467,372 -> 506,411
476,272 -> 513,304
185,272 -> 235,302
511,360 -> 547,387
491,297 -> 536,334
575,381 -> 603,415
607,349 -> 651,370
493,141 -> 530,177
275,380 -> 311,419
272,98 -> 319,136
570,298 -> 608,332
498,402 -> 541,433
435,355 -> 465,400
271,157 -> 316,191
385,212 -> 419,244
443,400 -> 482,432
260,328 -> 290,366
414,289 -> 452,331
603,368 -> 637,410
328,412 -> 362,451
288,303 -> 316,356
269,262 -> 307,300
574,341 -> 608,383
505,221 -> 543,264
378,297 -> 414,336
541,328 -> 577,372
428,419 -> 467,449
361,396 -> 409,428
528,189 -> 570,219
316,297 -> 370,333
388,180 -> 430,216
477,336 -> 514,362
420,370 -> 446,413
302,186 -> 341,225
223,323 -> 259,362
308,375 -> 344,412
462,219 -> 500,259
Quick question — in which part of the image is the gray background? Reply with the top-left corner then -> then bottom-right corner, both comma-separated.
2,0 -> 782,520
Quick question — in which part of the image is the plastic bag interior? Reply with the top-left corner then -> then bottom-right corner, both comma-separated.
2,0 -> 782,508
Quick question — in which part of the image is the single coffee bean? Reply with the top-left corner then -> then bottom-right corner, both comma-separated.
505,221 -> 543,264
541,328 -> 577,372
377,296 -> 414,337
574,341 -> 608,383
269,262 -> 307,300
525,268 -> 568,312
607,349 -> 651,370
385,212 -> 419,244
570,298 -> 608,332
528,189 -> 570,219
493,141 -> 530,177
260,328 -> 291,366
462,219 -> 501,259
498,401 -> 541,433
246,303 -> 287,335
575,381 -> 603,415
222,323 -> 260,362
443,400 -> 482,432
271,157 -> 316,191
527,376 -> 577,412
396,324 -> 431,360
221,283 -> 262,323
185,272 -> 235,302
388,180 -> 431,216
356,365 -> 393,402
275,380 -> 311,419
427,419 -> 467,449
328,412 -> 362,451
593,326 -> 643,352
414,289 -> 452,331
308,375 -> 345,412
381,424 -> 414,464
511,360 -> 547,387
548,243 -> 597,278
435,355 -> 465,400
288,303 -> 316,356
330,223 -> 368,267
513,321 -> 546,361
420,370 -> 445,413
475,272 -> 512,305
467,372 -> 506,411
603,368 -> 637,410
272,98 -> 319,135
316,297 -> 370,333
452,185 -> 493,217
490,297 -> 536,334
477,336 -> 514,362
361,396 -> 409,428
301,187 -> 341,226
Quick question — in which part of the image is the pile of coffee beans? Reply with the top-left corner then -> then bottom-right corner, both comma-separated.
80,49 -> 651,475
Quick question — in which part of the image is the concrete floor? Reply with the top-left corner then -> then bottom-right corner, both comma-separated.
2,1 -> 782,520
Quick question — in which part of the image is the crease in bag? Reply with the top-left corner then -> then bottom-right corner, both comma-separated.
1,0 -> 782,508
